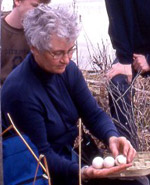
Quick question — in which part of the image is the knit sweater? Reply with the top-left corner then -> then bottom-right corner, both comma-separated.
2,53 -> 119,185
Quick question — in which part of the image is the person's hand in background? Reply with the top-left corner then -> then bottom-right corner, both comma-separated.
106,63 -> 132,83
133,54 -> 150,73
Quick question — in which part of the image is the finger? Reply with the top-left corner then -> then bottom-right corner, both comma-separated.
127,75 -> 132,83
109,137 -> 119,157
126,145 -> 133,163
133,53 -> 143,58
118,137 -> 128,156
133,54 -> 139,60
133,61 -> 140,71
83,166 -> 96,179
106,69 -> 118,80
122,140 -> 130,157
133,60 -> 137,69
133,56 -> 140,64
105,163 -> 132,175
127,146 -> 136,163
106,70 -> 114,79
94,163 -> 132,178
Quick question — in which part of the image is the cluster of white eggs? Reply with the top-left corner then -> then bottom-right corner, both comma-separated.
92,154 -> 127,169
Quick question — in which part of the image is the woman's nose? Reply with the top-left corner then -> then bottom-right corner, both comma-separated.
61,53 -> 71,64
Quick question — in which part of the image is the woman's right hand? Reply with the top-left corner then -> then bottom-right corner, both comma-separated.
81,163 -> 132,180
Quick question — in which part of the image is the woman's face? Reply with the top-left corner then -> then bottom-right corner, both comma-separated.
32,35 -> 76,74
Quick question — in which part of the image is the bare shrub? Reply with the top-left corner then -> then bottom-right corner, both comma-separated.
82,44 -> 150,152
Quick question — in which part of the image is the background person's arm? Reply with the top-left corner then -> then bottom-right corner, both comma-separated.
105,0 -> 135,64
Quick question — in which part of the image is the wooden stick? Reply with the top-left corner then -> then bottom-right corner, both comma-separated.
33,154 -> 51,185
78,119 -> 82,185
7,113 -> 47,174
33,155 -> 42,185
0,125 -> 13,137
43,155 -> 51,185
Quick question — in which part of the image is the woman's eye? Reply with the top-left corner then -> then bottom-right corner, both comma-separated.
54,52 -> 63,56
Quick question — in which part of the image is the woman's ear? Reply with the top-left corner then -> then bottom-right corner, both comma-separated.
14,0 -> 22,7
30,46 -> 39,56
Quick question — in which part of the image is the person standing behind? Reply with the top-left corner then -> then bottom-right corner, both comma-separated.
104,0 -> 150,150
1,0 -> 51,84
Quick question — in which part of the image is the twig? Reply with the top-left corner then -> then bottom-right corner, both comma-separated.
78,119 -> 82,185
0,125 -> 13,137
43,155 -> 51,185
33,154 -> 51,185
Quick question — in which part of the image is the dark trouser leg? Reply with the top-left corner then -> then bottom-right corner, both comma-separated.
83,177 -> 150,185
108,74 -> 139,150
148,176 -> 150,184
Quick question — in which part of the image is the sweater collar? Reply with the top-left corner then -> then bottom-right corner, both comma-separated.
29,53 -> 54,82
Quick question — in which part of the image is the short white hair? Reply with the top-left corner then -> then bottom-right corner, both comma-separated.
23,4 -> 81,51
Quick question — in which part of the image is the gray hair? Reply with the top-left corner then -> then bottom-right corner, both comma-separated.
23,4 -> 81,51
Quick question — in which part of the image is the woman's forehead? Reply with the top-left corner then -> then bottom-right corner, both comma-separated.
50,35 -> 75,50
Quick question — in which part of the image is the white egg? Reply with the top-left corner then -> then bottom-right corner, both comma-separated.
115,155 -> 127,166
103,156 -> 115,168
92,156 -> 104,169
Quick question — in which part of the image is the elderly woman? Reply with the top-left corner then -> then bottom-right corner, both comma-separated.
2,4 -> 146,185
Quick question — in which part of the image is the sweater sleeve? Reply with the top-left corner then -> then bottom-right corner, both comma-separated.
2,98 -> 78,184
66,62 -> 119,143
105,0 -> 135,64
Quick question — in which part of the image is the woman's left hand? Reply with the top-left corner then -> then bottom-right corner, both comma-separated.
108,136 -> 136,163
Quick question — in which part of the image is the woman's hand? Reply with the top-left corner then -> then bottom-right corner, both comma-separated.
108,136 -> 136,163
81,163 -> 132,180
81,136 -> 135,180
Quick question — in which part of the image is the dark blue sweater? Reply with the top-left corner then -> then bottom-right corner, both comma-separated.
2,53 -> 119,185
105,0 -> 150,66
